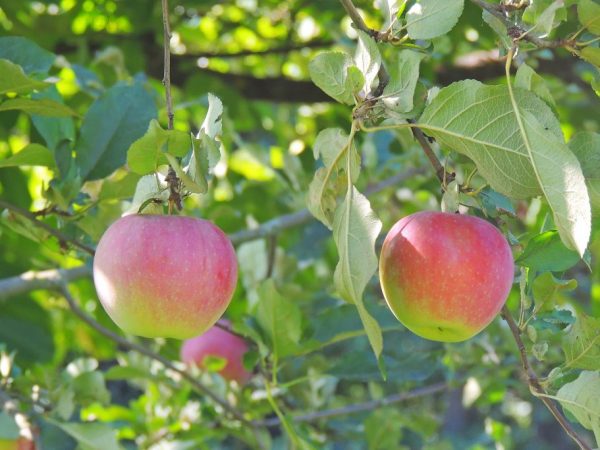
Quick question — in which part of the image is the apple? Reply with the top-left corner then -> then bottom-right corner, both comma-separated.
180,320 -> 252,384
379,211 -> 514,342
93,215 -> 238,339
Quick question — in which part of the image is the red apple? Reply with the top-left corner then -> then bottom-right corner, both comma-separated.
0,438 -> 34,450
180,320 -> 252,384
93,215 -> 238,339
379,211 -> 514,342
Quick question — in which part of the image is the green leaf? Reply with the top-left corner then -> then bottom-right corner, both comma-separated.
516,230 -> 582,272
406,0 -> 465,40
333,186 -> 383,362
481,10 -> 512,49
479,187 -> 515,217
569,132 -> 600,216
76,82 -> 157,181
578,0 -> 600,34
532,272 -> 577,311
72,371 -> 111,406
0,59 -> 50,94
515,63 -> 555,108
523,0 -> 566,36
99,172 -> 140,200
256,279 -> 302,359
382,50 -> 426,113
418,80 -> 591,256
123,174 -> 168,215
307,128 -> 359,227
127,119 -> 191,175
0,36 -> 55,74
201,93 -> 223,139
564,313 -> 600,370
0,144 -> 55,169
556,371 -> 600,447
0,98 -> 77,117
354,30 -> 381,96
182,94 -> 224,193
30,86 -> 75,153
375,0 -> 402,30
309,52 -> 364,104
581,46 -> 600,68
49,420 -> 120,450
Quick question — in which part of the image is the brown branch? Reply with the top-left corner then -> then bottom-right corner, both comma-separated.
255,382 -> 448,427
161,0 -> 174,130
501,306 -> 592,450
0,200 -> 95,256
411,126 -> 448,185
59,283 -> 253,427
192,39 -> 333,59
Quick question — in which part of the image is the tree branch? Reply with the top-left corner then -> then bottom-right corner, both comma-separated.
0,167 -> 425,300
255,382 -> 448,427
59,283 -> 253,427
0,200 -> 95,255
501,306 -> 592,450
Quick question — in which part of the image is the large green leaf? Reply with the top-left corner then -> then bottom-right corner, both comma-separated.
418,80 -> 590,256
76,82 -> 157,180
556,371 -> 600,448
0,36 -> 55,74
406,0 -> 464,40
333,186 -> 383,362
0,59 -> 50,95
563,313 -> 600,370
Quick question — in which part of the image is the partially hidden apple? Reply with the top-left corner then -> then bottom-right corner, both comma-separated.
180,320 -> 252,384
93,215 -> 238,339
379,211 -> 514,342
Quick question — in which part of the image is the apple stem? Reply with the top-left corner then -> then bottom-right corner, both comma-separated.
501,306 -> 592,450
161,0 -> 182,214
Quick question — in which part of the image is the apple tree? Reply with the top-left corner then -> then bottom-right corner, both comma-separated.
0,0 -> 599,449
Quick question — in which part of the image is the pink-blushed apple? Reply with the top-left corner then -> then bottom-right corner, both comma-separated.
93,215 -> 238,339
379,211 -> 514,342
180,320 -> 252,384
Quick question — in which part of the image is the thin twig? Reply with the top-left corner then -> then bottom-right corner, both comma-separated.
192,39 -> 333,59
161,0 -> 174,130
501,306 -> 592,450
59,284 -> 253,427
255,382 -> 448,427
0,200 -> 95,255
410,126 -> 448,185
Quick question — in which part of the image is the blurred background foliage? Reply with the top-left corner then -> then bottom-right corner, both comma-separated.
0,0 -> 599,449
